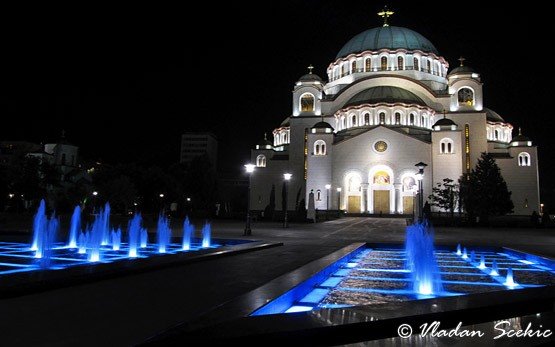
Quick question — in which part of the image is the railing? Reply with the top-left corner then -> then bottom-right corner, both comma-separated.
329,66 -> 444,82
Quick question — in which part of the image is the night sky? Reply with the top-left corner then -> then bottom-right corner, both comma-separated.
1,2 -> 554,205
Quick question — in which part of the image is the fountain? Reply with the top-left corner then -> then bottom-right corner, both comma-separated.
478,254 -> 486,269
462,247 -> 468,259
78,232 -> 88,254
112,228 -> 122,251
31,199 -> 47,251
470,250 -> 476,263
87,214 -> 104,262
182,216 -> 194,251
404,220 -> 443,295
140,228 -> 148,248
128,214 -> 142,257
504,267 -> 517,287
100,203 -> 111,246
39,217 -> 59,268
456,244 -> 461,256
157,214 -> 172,253
67,205 -> 81,248
202,221 -> 211,248
490,259 -> 499,276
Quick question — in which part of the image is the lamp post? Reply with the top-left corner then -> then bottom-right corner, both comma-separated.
244,164 -> 255,236
283,173 -> 292,228
336,187 -> 342,215
325,184 -> 331,210
415,162 -> 428,221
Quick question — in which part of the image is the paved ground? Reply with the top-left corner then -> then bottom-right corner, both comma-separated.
0,217 -> 554,346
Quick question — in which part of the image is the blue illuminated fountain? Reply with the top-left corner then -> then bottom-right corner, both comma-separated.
128,214 -> 142,257
67,205 -> 81,248
182,216 -> 193,251
202,221 -> 211,248
87,213 -> 105,262
100,203 -> 111,246
140,228 -> 148,248
404,220 -> 443,295
112,228 -> 122,251
39,217 -> 59,268
78,232 -> 88,254
31,199 -> 47,251
157,214 -> 172,253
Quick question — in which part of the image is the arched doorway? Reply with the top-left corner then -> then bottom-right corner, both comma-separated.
372,170 -> 390,214
345,172 -> 362,213
401,175 -> 417,215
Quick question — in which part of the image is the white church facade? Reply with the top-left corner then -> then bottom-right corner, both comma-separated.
249,16 -> 539,216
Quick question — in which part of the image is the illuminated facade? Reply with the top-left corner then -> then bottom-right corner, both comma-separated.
250,18 -> 539,216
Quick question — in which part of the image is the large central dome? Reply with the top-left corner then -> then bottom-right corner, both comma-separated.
336,26 -> 438,59
344,86 -> 426,108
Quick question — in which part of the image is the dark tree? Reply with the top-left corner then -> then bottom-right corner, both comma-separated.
281,182 -> 286,212
460,152 -> 514,223
264,184 -> 275,220
429,178 -> 459,218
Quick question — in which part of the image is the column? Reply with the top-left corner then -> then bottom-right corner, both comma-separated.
394,183 -> 402,214
361,183 -> 369,213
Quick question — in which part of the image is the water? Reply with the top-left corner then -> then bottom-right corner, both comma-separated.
140,228 -> 148,248
31,200 -> 47,251
100,203 -> 111,246
470,250 -> 475,263
462,247 -> 468,259
182,216 -> 194,250
39,217 -> 59,268
201,222 -> 211,248
128,214 -> 142,257
112,228 -> 122,251
78,232 -> 88,254
456,244 -> 461,256
490,259 -> 499,276
478,254 -> 486,269
67,205 -> 81,248
505,267 -> 517,287
405,220 -> 443,295
157,214 -> 172,253
87,214 -> 105,262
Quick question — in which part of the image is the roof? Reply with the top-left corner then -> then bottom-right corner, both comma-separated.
433,118 -> 456,127
299,73 -> 323,82
485,108 -> 505,122
312,121 -> 334,130
449,65 -> 476,75
280,117 -> 290,127
336,26 -> 438,59
344,86 -> 426,108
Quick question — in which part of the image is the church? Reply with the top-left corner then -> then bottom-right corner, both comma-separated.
249,10 -> 539,216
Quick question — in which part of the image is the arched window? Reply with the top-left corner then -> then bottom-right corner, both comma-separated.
348,175 -> 361,192
314,140 -> 326,156
341,117 -> 346,129
300,93 -> 315,112
316,190 -> 322,201
341,64 -> 345,76
395,112 -> 401,125
426,60 -> 431,72
365,58 -> 371,72
494,129 -> 499,140
350,115 -> 356,127
440,138 -> 454,154
381,56 -> 387,70
379,112 -> 385,124
256,155 -> 266,167
409,113 -> 415,125
413,57 -> 419,71
364,113 -> 370,125
351,60 -> 357,73
458,88 -> 474,106
397,56 -> 404,70
518,152 -> 531,166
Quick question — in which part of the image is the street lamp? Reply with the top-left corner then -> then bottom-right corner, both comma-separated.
325,184 -> 331,210
244,164 -> 255,236
159,193 -> 164,198
92,191 -> 98,196
336,187 -> 342,213
283,173 -> 292,228
415,162 -> 428,221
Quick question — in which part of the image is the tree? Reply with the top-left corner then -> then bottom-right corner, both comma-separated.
459,152 -> 514,224
429,178 -> 459,218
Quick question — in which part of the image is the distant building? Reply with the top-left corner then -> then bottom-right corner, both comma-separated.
0,141 -> 42,164
180,132 -> 218,170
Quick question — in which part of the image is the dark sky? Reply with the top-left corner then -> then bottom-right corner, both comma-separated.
1,2 -> 554,203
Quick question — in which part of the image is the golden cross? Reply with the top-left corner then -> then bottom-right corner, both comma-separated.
458,56 -> 466,66
377,6 -> 394,27
308,64 -> 314,74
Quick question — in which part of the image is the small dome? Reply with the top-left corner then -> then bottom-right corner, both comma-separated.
336,26 -> 438,59
449,65 -> 476,75
299,73 -> 323,82
312,121 -> 334,130
485,108 -> 505,122
344,86 -> 426,108
433,117 -> 456,127
257,134 -> 273,147
511,128 -> 531,143
280,117 -> 290,127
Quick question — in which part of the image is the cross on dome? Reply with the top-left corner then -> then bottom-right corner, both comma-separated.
307,64 -> 314,74
458,56 -> 466,66
377,6 -> 394,27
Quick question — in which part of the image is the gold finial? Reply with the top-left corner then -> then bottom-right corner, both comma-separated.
458,56 -> 466,66
443,109 -> 447,118
377,6 -> 394,27
264,132 -> 267,140
307,64 -> 314,74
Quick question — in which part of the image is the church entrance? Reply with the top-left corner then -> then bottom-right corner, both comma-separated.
373,190 -> 389,214
347,196 -> 361,213
403,196 -> 414,215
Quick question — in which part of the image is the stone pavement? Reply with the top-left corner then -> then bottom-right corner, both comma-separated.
0,217 -> 553,345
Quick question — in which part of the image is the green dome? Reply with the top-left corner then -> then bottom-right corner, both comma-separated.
336,26 -> 438,59
344,86 -> 426,108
